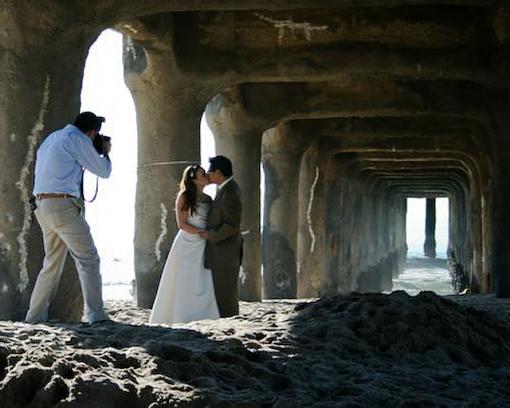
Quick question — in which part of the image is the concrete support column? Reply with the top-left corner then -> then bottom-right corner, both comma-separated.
124,44 -> 207,307
322,155 -> 358,295
134,98 -> 203,308
0,21 -> 101,319
479,182 -> 492,293
486,93 -> 510,297
355,178 -> 391,293
262,123 -> 306,299
205,97 -> 263,301
297,144 -> 325,298
467,180 -> 484,293
424,198 -> 437,258
373,185 -> 394,291
348,167 -> 373,292
447,183 -> 471,292
385,193 -> 405,280
396,197 -> 408,273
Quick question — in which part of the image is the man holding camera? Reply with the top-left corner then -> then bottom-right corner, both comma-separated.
25,111 -> 112,324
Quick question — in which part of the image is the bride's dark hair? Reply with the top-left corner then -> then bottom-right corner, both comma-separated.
179,165 -> 202,216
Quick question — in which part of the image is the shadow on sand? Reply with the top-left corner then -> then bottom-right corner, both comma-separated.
2,290 -> 510,407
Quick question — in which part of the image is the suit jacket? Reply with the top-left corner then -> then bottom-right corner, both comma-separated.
204,179 -> 242,270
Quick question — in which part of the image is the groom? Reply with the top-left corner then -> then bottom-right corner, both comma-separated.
200,155 -> 242,317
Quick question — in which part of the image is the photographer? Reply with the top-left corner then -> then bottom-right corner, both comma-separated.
25,111 -> 112,325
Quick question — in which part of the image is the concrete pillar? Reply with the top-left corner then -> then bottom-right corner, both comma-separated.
322,155 -> 360,295
205,95 -> 263,301
467,182 -> 483,293
124,42 -> 208,307
385,192 -> 406,280
447,182 -> 470,292
0,13 -> 100,320
471,186 -> 486,292
424,198 -> 437,258
262,123 -> 306,299
485,93 -> 510,297
297,144 -> 325,298
396,197 -> 408,273
355,177 -> 388,293
374,185 -> 394,291
479,180 -> 492,293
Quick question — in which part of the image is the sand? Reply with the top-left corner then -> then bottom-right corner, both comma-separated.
1,292 -> 510,407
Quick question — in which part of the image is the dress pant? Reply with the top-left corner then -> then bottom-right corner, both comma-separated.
211,267 -> 239,317
25,198 -> 107,324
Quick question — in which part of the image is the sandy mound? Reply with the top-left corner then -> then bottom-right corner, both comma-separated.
1,292 -> 510,407
292,290 -> 510,366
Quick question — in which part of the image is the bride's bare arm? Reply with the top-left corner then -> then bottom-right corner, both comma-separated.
175,192 -> 205,234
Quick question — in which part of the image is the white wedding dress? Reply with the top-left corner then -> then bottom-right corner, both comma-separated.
149,199 -> 220,325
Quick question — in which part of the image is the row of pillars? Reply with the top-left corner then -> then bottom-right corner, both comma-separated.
135,110 -> 419,306
3,18 -> 510,321
0,26 -> 416,318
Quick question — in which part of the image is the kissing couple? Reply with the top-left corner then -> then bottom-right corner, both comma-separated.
149,155 -> 242,325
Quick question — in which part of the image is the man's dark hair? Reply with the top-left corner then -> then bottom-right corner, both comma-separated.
73,111 -> 105,133
208,155 -> 233,178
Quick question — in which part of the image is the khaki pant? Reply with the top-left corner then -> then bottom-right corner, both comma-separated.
25,198 -> 107,323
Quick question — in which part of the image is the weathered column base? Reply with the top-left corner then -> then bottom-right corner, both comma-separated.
424,239 -> 437,259
447,248 -> 469,293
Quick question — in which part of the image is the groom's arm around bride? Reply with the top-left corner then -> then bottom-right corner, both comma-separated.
201,156 -> 242,318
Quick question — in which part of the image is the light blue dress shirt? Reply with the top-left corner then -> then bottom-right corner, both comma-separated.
33,124 -> 112,198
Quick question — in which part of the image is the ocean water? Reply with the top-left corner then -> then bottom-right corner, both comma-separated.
396,198 -> 453,295
81,30 -> 453,300
392,257 -> 454,296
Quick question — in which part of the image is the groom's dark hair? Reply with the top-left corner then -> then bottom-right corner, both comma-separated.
208,155 -> 233,177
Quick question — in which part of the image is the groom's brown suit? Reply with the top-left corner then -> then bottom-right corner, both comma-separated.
204,179 -> 242,317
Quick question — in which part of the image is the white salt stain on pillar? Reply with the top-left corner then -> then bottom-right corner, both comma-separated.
15,75 -> 51,293
0,232 -> 11,253
239,266 -> 247,286
307,166 -> 320,254
154,203 -> 168,262
254,13 -> 328,45
123,25 -> 139,35
125,36 -> 138,60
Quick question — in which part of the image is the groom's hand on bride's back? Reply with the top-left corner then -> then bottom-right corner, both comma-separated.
199,231 -> 209,240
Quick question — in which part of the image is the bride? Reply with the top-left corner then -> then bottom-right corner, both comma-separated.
149,165 -> 220,325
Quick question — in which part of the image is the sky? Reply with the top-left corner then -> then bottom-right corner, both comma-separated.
80,29 -> 449,295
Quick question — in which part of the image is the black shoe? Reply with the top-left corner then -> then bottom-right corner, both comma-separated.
90,318 -> 113,326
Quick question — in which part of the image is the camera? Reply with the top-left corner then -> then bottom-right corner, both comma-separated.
93,134 -> 111,155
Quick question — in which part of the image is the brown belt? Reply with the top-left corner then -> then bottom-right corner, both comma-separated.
36,193 -> 77,200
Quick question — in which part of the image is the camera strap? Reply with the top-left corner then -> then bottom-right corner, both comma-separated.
80,171 -> 100,203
